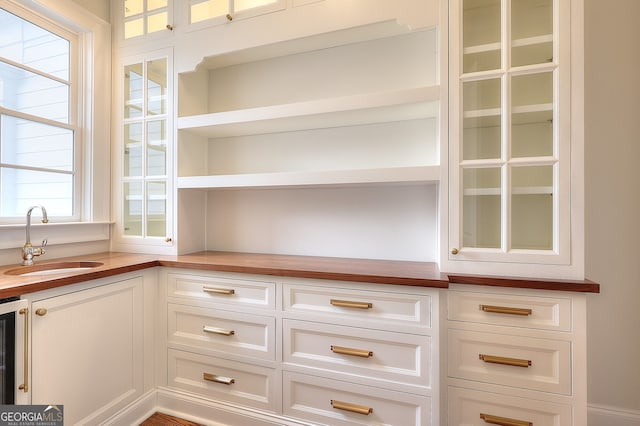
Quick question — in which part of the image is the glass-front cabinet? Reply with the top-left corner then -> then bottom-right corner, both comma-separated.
123,0 -> 173,40
114,51 -> 173,253
449,0 -> 570,265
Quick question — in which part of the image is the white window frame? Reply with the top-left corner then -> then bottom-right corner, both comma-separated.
0,0 -> 111,251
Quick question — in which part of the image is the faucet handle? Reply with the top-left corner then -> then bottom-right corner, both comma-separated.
41,239 -> 47,248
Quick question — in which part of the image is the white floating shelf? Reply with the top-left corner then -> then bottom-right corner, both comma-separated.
177,165 -> 440,190
177,86 -> 439,138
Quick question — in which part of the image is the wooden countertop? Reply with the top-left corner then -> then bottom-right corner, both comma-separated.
0,251 -> 599,299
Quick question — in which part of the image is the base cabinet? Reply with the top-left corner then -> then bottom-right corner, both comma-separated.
29,273 -> 152,425
158,268 -> 440,426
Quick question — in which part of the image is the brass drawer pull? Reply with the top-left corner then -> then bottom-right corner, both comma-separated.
479,354 -> 532,368
330,399 -> 373,415
330,299 -> 373,310
331,345 -> 373,358
480,305 -> 532,316
203,325 -> 235,336
480,413 -> 533,426
18,308 -> 29,392
203,373 -> 235,385
203,287 -> 235,295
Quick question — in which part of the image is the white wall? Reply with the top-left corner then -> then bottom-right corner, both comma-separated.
71,0 -> 109,22
585,0 -> 640,424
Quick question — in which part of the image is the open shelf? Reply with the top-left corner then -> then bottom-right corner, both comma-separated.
463,186 -> 552,196
177,165 -> 440,190
177,86 -> 439,138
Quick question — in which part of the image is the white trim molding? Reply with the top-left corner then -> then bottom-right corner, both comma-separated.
589,404 -> 640,426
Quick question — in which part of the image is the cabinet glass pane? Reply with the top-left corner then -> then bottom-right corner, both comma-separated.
463,0 -> 501,73
147,12 -> 168,34
147,120 -> 166,176
147,181 -> 166,237
511,0 -> 553,67
512,72 -> 553,157
147,58 -> 167,115
148,0 -> 167,10
463,78 -> 501,160
191,0 -> 228,23
124,19 -> 144,39
511,165 -> 553,249
124,0 -> 143,17
463,167 -> 501,248
235,0 -> 278,12
124,123 -> 143,177
124,63 -> 143,119
124,182 -> 143,236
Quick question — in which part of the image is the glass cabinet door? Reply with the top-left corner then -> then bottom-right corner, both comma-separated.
123,0 -> 172,39
451,0 -> 568,263
121,55 -> 172,247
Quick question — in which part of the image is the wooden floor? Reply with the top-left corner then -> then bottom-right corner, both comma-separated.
139,412 -> 205,426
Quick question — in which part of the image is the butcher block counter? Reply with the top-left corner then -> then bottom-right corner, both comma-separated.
0,251 -> 599,299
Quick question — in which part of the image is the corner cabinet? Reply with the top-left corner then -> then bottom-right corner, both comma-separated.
112,49 -> 175,254
446,0 -> 582,278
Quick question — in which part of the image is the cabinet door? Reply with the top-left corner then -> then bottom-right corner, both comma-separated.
449,0 -> 571,267
30,277 -> 144,425
113,50 -> 174,254
119,0 -> 174,41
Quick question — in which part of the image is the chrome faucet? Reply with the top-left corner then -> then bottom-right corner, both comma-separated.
22,205 -> 48,266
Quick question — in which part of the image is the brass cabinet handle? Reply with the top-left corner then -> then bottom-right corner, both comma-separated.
330,399 -> 373,415
480,413 -> 533,426
203,325 -> 235,336
18,308 -> 28,392
203,373 -> 235,385
480,304 -> 532,316
330,299 -> 372,310
479,354 -> 532,368
331,345 -> 373,358
35,308 -> 47,316
451,248 -> 459,255
203,287 -> 235,295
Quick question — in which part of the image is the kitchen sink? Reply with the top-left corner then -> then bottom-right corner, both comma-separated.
4,261 -> 104,277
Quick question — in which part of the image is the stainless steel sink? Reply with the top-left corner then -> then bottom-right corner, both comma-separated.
4,261 -> 104,277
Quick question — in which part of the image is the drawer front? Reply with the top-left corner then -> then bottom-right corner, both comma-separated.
168,349 -> 278,412
168,303 -> 276,360
167,273 -> 275,309
283,371 -> 431,426
448,329 -> 571,395
448,290 -> 571,331
448,386 -> 572,426
283,283 -> 431,329
283,319 -> 431,389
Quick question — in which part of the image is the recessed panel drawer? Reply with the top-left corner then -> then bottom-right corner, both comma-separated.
167,273 -> 276,309
283,371 -> 431,426
448,329 -> 571,395
283,283 -> 431,329
448,290 -> 571,331
283,319 -> 431,390
168,303 -> 276,360
168,349 -> 278,413
448,386 -> 572,426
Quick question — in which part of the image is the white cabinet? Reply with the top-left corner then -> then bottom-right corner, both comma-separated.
158,268 -> 440,425
446,0 -> 581,278
446,285 -> 587,426
112,49 -> 175,254
282,279 -> 439,425
29,272 -> 154,425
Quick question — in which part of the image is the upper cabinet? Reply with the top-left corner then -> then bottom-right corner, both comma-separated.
121,0 -> 174,41
446,0 -> 580,278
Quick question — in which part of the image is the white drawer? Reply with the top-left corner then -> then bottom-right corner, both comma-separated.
283,319 -> 431,390
448,290 -> 572,331
283,282 -> 431,329
168,349 -> 279,413
448,329 -> 571,395
167,272 -> 276,309
167,303 -> 276,360
448,386 -> 572,426
283,371 -> 432,426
